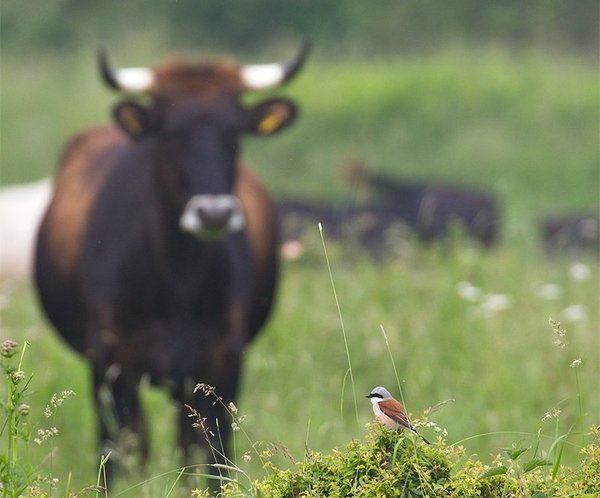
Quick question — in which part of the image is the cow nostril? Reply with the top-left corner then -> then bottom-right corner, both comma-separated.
197,205 -> 233,230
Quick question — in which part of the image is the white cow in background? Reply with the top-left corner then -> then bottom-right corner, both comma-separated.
0,179 -> 52,282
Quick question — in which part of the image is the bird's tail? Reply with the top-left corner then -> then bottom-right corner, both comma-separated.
409,426 -> 431,445
419,434 -> 431,445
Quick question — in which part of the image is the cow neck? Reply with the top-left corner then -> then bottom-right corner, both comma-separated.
162,212 -> 227,272
162,227 -> 233,323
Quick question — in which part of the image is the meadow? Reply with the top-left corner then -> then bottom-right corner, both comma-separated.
1,46 -> 598,496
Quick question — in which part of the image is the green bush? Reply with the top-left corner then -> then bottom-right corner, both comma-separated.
217,423 -> 599,497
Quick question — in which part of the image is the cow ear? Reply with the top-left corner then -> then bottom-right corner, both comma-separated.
246,99 -> 298,136
113,101 -> 154,139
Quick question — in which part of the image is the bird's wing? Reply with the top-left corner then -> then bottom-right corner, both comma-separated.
378,399 -> 415,431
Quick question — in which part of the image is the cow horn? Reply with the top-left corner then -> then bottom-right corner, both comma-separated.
98,49 -> 155,92
240,40 -> 311,90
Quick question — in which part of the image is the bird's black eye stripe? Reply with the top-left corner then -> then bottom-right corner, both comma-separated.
370,393 -> 383,399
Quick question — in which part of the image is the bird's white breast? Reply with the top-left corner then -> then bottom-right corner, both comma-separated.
372,401 -> 398,429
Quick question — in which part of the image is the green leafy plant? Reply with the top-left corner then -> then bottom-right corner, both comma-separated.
1,339 -> 34,497
0,340 -> 80,498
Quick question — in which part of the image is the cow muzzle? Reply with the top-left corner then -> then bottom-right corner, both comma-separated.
179,195 -> 245,240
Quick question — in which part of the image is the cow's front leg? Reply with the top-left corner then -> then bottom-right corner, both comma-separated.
92,363 -> 149,487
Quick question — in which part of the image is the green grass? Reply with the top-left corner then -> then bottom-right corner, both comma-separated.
1,240 -> 598,495
1,45 -> 598,495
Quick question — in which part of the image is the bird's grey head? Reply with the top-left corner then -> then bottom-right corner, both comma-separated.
365,386 -> 393,400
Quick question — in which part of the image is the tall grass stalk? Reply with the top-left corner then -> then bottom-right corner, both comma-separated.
379,324 -> 407,409
572,360 -> 584,449
304,418 -> 311,459
164,467 -> 185,497
215,418 -> 227,480
95,452 -> 110,498
380,323 -> 426,491
318,223 -> 359,425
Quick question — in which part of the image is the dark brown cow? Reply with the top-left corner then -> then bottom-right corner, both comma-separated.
343,160 -> 499,247
276,161 -> 499,258
34,43 -> 309,481
542,213 -> 599,255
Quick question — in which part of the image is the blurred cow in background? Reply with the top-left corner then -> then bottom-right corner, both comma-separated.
34,43 -> 309,482
542,213 -> 599,255
277,160 -> 499,258
342,161 -> 499,247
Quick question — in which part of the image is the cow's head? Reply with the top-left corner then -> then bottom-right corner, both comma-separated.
99,43 -> 309,240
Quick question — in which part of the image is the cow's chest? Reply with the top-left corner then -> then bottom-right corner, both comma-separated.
124,316 -> 233,383
83,216 -> 251,379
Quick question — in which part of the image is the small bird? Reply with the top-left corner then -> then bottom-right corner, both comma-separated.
366,386 -> 430,445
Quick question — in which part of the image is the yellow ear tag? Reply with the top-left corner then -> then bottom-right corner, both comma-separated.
123,109 -> 142,136
258,111 -> 284,135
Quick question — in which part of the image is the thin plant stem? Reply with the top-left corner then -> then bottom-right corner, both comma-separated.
319,223 -> 359,425
379,324 -> 407,408
164,467 -> 186,498
214,418 -> 226,479
8,342 -> 29,493
304,417 -> 311,459
96,452 -> 110,498
575,368 -> 582,419
574,367 -> 584,449
6,370 -> 15,498
16,342 -> 29,373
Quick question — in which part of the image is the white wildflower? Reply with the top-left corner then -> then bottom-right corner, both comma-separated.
51,390 -> 76,408
481,293 -> 512,313
569,358 -> 582,368
417,420 -> 448,437
456,281 -> 482,302
535,283 -> 563,300
569,262 -> 591,281
45,390 -> 76,418
561,304 -> 588,323
228,402 -> 238,414
542,408 -> 561,421
550,318 -> 567,348
194,383 -> 216,396
34,427 -> 59,444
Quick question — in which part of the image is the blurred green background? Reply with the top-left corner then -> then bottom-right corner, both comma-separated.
2,0 -> 598,56
1,1 -> 598,243
1,1 -> 599,495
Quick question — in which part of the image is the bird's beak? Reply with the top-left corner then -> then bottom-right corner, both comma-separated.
365,394 -> 372,398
